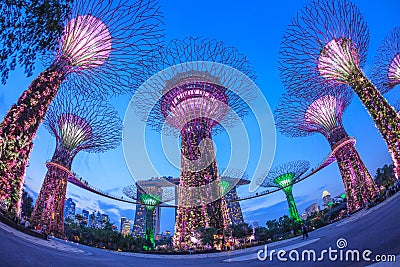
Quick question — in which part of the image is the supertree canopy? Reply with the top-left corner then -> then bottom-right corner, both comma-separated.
275,84 -> 379,212
371,27 -> 400,94
0,0 -> 163,215
371,27 -> 400,179
261,160 -> 310,222
29,88 -> 122,237
133,37 -> 256,249
279,0 -> 400,181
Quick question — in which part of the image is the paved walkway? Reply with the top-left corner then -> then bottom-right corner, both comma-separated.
0,222 -> 86,254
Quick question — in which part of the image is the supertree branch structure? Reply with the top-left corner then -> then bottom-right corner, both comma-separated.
133,37 -> 256,249
123,182 -> 172,249
275,84 -> 379,212
279,0 -> 400,181
30,89 -> 122,237
371,27 -> 400,179
0,0 -> 163,215
371,27 -> 400,94
261,160 -> 310,222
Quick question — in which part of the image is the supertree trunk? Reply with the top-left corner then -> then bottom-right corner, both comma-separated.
283,188 -> 301,222
173,121 -> 224,249
329,127 -> 379,213
348,70 -> 400,180
144,208 -> 155,249
0,68 -> 64,215
30,144 -> 72,238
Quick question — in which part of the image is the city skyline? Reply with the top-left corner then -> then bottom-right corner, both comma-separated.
1,0 -> 398,234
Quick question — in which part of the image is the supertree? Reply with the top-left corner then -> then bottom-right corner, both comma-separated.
0,0 -> 163,215
275,84 -> 379,212
261,160 -> 310,222
29,88 -> 122,237
279,0 -> 400,183
371,27 -> 400,179
123,182 -> 173,249
133,37 -> 256,248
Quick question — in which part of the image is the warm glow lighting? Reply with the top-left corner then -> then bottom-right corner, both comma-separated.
388,54 -> 400,86
318,38 -> 360,83
305,95 -> 339,133
61,15 -> 112,69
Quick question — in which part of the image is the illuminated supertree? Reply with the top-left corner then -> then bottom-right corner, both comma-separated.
0,0 -> 163,215
275,84 -> 379,212
371,27 -> 400,179
123,182 -> 173,249
30,88 -> 122,237
261,161 -> 310,222
133,37 -> 256,248
279,0 -> 400,184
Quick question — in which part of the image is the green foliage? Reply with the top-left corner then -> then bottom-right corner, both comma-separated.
232,223 -> 252,239
21,188 -> 33,217
196,227 -> 218,246
374,164 -> 395,187
0,0 -> 72,83
64,222 -> 146,252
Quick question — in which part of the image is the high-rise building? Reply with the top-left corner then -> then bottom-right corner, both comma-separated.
121,219 -> 131,236
305,203 -> 319,217
120,217 -> 127,233
322,190 -> 333,206
253,221 -> 259,229
82,209 -> 89,226
224,186 -> 245,226
64,198 -> 76,221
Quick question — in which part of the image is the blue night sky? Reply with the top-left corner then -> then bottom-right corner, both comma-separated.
1,0 -> 399,232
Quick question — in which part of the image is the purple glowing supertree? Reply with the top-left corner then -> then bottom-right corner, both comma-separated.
29,88 -> 122,237
371,27 -> 400,179
261,160 -> 310,222
133,37 -> 256,248
275,84 -> 379,212
0,0 -> 163,215
279,0 -> 400,182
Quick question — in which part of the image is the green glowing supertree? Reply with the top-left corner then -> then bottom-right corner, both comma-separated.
261,161 -> 310,222
123,182 -> 173,249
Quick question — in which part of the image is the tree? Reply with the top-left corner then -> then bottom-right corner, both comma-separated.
232,223 -> 252,242
21,188 -> 33,217
0,0 -> 73,84
196,227 -> 218,247
374,164 -> 395,187
254,227 -> 271,243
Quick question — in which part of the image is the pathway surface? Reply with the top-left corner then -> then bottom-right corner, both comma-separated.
0,192 -> 399,266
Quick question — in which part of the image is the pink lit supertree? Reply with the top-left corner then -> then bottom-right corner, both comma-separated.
275,84 -> 379,212
279,0 -> 400,184
133,37 -> 256,248
0,0 -> 163,215
371,27 -> 400,179
29,88 -> 121,237
261,160 -> 310,222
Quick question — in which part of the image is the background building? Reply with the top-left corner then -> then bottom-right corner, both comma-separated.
64,198 -> 76,221
121,218 -> 131,236
322,190 -> 333,206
